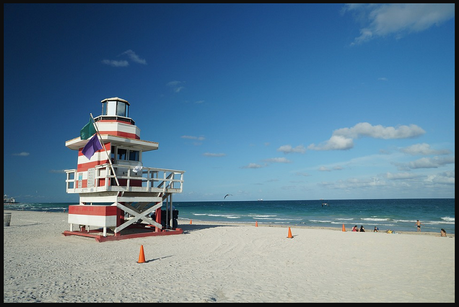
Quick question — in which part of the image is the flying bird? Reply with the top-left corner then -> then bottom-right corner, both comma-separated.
224,194 -> 232,199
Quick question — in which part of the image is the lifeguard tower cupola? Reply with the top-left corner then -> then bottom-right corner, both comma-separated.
63,97 -> 185,242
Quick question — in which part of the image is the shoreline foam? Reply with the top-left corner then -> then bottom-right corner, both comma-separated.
179,218 -> 455,238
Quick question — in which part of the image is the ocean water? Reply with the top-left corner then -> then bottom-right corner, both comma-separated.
4,198 -> 455,234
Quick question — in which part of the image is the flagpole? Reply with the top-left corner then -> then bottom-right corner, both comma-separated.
90,113 -> 120,187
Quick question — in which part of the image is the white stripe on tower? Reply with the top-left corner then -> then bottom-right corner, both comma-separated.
96,121 -> 140,139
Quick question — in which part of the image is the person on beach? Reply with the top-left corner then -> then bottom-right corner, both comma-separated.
416,220 -> 422,232
440,229 -> 447,237
352,225 -> 358,232
360,225 -> 365,232
374,226 -> 379,232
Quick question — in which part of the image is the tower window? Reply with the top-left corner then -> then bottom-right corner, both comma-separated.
117,148 -> 127,160
117,102 -> 127,117
111,146 -> 116,160
105,100 -> 117,116
112,147 -> 140,162
101,98 -> 130,117
129,150 -> 139,161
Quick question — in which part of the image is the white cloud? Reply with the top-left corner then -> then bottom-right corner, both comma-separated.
318,165 -> 344,172
203,153 -> 226,157
13,152 -> 30,156
277,145 -> 306,154
425,170 -> 455,185
102,49 -> 147,67
308,122 -> 425,151
385,172 -> 420,180
101,59 -> 129,67
181,135 -> 205,141
241,163 -> 266,169
400,143 -> 451,155
334,122 -> 425,139
167,81 -> 185,93
344,4 -> 455,45
243,156 -> 291,170
318,177 -> 382,190
263,157 -> 291,163
407,156 -> 454,169
120,50 -> 147,65
308,135 -> 354,151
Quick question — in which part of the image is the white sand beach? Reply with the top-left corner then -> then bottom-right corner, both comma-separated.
3,210 -> 455,302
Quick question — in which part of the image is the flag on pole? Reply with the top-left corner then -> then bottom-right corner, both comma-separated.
82,134 -> 103,160
80,117 -> 96,140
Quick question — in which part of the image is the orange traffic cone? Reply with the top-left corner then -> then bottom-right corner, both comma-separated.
137,245 -> 146,263
287,227 -> 293,238
342,224 -> 346,232
255,221 -> 258,227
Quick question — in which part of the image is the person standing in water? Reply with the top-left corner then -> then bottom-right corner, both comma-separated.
416,220 -> 422,232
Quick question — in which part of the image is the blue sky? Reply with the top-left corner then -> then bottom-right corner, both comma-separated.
4,3 -> 455,203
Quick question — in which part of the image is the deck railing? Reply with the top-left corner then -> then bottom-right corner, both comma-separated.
65,163 -> 184,194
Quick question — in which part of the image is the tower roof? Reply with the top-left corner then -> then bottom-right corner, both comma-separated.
65,134 -> 158,151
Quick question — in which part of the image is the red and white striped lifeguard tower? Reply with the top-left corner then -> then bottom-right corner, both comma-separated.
63,97 -> 184,242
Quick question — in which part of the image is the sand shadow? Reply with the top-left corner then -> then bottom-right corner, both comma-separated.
4,222 -> 43,228
146,255 -> 173,263
178,223 -> 233,233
